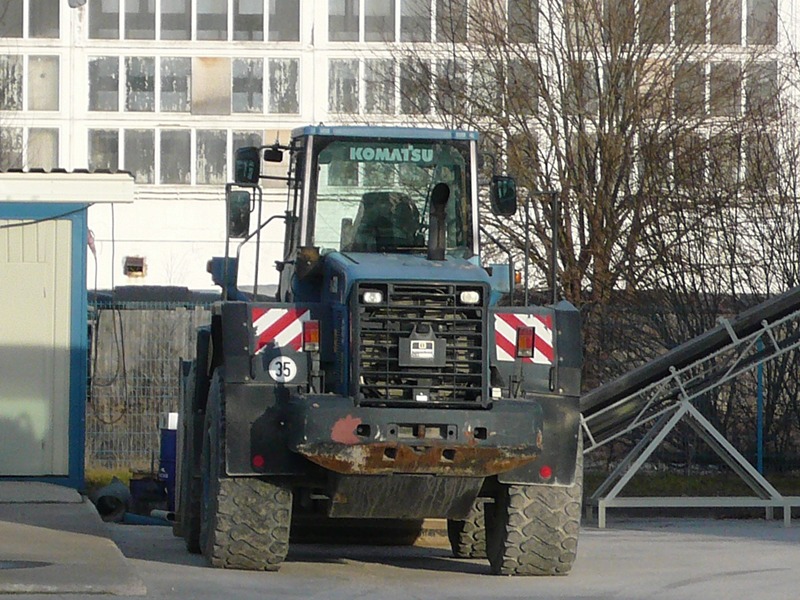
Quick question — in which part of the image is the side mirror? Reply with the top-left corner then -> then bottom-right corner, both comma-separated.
263,146 -> 283,163
234,147 -> 261,184
226,190 -> 251,238
490,176 -> 517,216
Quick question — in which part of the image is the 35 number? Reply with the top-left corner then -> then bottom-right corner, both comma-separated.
274,360 -> 292,379
267,357 -> 297,383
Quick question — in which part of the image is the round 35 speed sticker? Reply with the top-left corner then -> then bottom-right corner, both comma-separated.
268,357 -> 298,383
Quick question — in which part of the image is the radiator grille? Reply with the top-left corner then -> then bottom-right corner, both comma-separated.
354,282 -> 487,407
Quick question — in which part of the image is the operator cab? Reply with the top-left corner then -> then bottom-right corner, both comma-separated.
228,125 -> 516,302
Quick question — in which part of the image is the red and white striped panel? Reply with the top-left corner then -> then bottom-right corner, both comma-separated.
494,313 -> 554,364
252,307 -> 310,353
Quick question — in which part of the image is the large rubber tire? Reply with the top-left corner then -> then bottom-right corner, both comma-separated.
200,371 -> 292,571
175,329 -> 212,551
447,500 -> 487,558
176,362 -> 202,553
485,438 -> 583,576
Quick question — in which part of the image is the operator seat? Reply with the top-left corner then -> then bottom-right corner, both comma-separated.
347,191 -> 422,252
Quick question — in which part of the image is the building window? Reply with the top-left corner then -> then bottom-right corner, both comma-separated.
0,128 -> 24,170
0,0 -> 23,37
88,129 -> 119,171
126,57 -> 155,112
707,132 -> 741,186
160,130 -> 191,184
161,0 -> 191,40
640,0 -> 670,44
674,132 -> 705,189
508,0 -> 537,43
89,57 -> 119,111
124,129 -> 155,183
192,57 -> 231,115
711,0 -> 742,45
675,62 -> 706,117
436,0 -> 467,43
436,59 -> 466,115
365,59 -> 395,114
401,0 -> 431,42
329,59 -> 359,113
30,0 -> 59,38
28,56 -> 59,111
269,0 -> 300,41
196,130 -> 227,184
745,61 -> 778,117
675,0 -> 706,45
366,0 -> 394,42
126,0 -> 155,39
161,57 -> 191,112
710,62 -> 741,117
507,60 -> 537,115
234,0 -> 263,40
0,55 -> 23,111
89,0 -> 120,39
747,0 -> 777,45
197,0 -> 228,40
233,131 -> 262,152
566,61 -> 599,115
232,58 -> 263,113
329,0 -> 358,41
603,0 -> 634,44
745,131 -> 777,188
268,58 -> 299,113
400,58 -> 431,114
28,128 -> 59,170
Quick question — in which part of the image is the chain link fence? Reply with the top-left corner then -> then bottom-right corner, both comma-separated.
86,297 -> 211,472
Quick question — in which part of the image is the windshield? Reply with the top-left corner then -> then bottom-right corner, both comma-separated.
310,138 -> 472,255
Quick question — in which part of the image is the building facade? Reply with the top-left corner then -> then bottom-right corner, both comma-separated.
0,0 -> 792,289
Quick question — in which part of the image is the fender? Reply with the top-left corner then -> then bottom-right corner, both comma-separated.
213,301 -> 325,476
490,302 -> 583,485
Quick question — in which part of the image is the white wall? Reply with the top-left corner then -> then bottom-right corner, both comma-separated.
87,189 -> 287,290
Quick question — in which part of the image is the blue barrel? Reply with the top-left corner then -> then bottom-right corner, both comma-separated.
158,412 -> 178,512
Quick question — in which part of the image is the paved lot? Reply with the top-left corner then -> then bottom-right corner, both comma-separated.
4,516 -> 799,600
0,483 -> 143,596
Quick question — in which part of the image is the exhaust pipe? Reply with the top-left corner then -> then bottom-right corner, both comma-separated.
427,183 -> 450,261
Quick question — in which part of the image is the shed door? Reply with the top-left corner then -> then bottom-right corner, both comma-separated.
0,219 -> 72,475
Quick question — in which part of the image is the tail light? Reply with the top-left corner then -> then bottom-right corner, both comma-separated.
516,326 -> 534,358
303,320 -> 320,352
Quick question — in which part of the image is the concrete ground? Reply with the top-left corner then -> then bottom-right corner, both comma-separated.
2,481 -> 800,600
0,482 -> 145,595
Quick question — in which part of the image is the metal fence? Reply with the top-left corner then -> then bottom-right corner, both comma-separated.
84,293 -> 800,475
86,300 -> 211,472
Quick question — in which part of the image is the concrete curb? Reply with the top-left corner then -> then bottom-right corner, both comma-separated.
0,483 -> 146,595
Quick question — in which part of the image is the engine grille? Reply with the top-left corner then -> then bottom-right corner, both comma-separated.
354,282 -> 487,407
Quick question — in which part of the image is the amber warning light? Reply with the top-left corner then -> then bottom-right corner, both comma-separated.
303,320 -> 320,352
516,326 -> 534,358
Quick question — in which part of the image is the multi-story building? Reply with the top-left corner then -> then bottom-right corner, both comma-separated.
0,0 -> 790,289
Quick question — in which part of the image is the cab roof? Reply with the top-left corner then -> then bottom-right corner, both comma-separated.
291,125 -> 479,142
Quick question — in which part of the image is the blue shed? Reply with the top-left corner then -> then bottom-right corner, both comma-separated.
0,172 -> 134,489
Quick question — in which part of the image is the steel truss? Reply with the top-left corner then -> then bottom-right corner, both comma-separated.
582,308 -> 800,528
